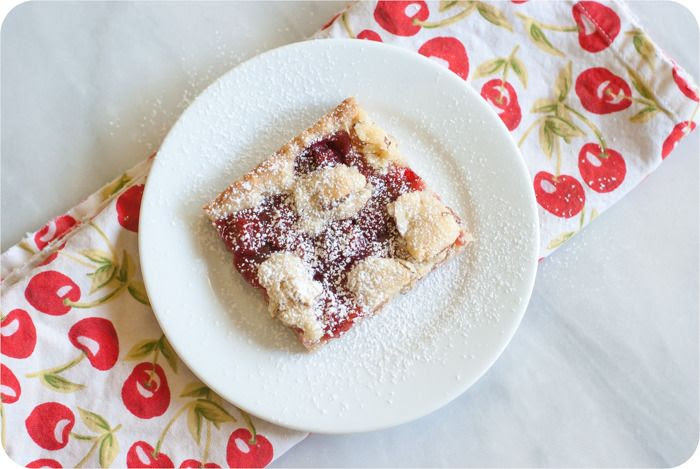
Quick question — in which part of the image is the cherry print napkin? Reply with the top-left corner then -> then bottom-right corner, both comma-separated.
2,2 -> 698,467
1,157 -> 306,467
316,0 -> 699,256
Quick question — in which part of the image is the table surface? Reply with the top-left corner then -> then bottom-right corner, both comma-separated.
2,1 -> 697,466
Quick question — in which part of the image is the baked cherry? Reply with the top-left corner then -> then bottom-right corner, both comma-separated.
418,36 -> 469,80
572,1 -> 620,53
577,143 -> 626,193
127,441 -> 174,468
672,65 -> 699,102
68,317 -> 119,370
1,308 -> 37,359
226,428 -> 273,468
324,311 -> 359,340
662,121 -> 696,159
121,362 -> 170,418
34,215 -> 77,251
25,270 -> 81,315
480,79 -> 522,131
117,184 -> 145,232
179,460 -> 221,468
1,364 -> 21,404
383,165 -> 425,201
374,1 -> 429,37
533,172 -> 585,218
575,67 -> 631,114
357,29 -> 382,42
26,459 -> 63,468
25,402 -> 75,450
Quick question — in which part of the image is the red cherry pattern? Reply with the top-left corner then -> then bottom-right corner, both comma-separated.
25,402 -> 75,450
575,67 -> 631,114
534,172 -> 586,218
1,308 -> 37,359
26,459 -> 63,468
572,1 -> 620,53
117,184 -> 145,232
374,1 -> 429,37
34,215 -> 78,251
127,441 -> 174,468
122,362 -> 171,418
1,364 -> 21,404
179,460 -> 221,468
418,36 -> 469,80
672,65 -> 699,102
662,121 -> 696,159
226,428 -> 274,468
68,317 -> 119,370
25,270 -> 81,315
38,242 -> 64,267
3,5 -> 699,464
480,79 -> 522,131
320,12 -> 340,31
578,143 -> 626,193
357,29 -> 382,42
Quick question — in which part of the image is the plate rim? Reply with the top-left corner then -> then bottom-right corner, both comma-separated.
139,38 -> 540,434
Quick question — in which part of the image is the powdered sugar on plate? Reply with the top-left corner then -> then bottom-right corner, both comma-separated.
140,39 -> 538,433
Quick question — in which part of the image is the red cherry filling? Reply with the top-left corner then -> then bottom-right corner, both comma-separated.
381,165 -> 426,201
217,130 -> 431,342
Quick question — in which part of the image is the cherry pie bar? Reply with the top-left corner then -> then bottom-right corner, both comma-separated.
204,98 -> 471,349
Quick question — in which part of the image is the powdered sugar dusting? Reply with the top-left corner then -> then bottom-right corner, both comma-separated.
141,40 -> 538,431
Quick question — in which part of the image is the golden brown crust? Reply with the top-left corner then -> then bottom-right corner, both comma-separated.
203,97 -> 362,221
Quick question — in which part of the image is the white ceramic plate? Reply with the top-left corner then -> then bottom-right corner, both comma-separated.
139,39 -> 539,434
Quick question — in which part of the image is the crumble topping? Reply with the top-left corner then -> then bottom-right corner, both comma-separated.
353,112 -> 402,172
388,190 -> 461,262
292,164 -> 373,234
346,257 -> 416,310
257,252 -> 324,342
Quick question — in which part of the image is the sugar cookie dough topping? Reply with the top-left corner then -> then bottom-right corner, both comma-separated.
257,252 -> 324,342
388,191 -> 461,262
292,164 -> 372,234
346,257 -> 416,310
353,112 -> 401,171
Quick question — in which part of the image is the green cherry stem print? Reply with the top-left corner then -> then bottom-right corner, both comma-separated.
71,408 -> 121,468
143,382 -> 236,463
473,45 -> 527,89
625,29 -> 655,69
341,11 -> 354,38
401,1 -> 512,31
26,354 -> 86,393
623,66 -> 674,122
25,317 -> 120,392
71,408 -> 122,468
57,222 -> 149,308
474,45 -> 526,131
517,2 -> 621,56
547,206 -> 598,249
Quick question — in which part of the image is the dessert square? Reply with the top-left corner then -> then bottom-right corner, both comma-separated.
204,98 -> 471,349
